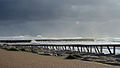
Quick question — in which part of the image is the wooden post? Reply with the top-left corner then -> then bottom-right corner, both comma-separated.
52,46 -> 55,50
72,46 -> 75,52
46,46 -> 48,49
96,46 -> 100,54
90,46 -> 92,53
50,46 -> 52,49
85,46 -> 89,53
58,46 -> 60,50
81,46 -> 83,52
107,46 -> 112,54
69,46 -> 71,51
100,46 -> 103,54
113,46 -> 116,55
83,46 -> 86,52
94,46 -> 98,54
65,46 -> 66,50
77,46 -> 80,53
55,46 -> 57,50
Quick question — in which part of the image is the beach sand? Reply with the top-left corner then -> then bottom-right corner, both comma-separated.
0,49 -> 119,68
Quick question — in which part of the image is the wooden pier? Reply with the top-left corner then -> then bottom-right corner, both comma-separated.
0,39 -> 120,55
1,43 -> 120,55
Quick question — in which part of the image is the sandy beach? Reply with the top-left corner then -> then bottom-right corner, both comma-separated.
0,49 -> 119,68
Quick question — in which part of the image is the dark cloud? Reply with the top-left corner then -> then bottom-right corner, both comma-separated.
0,0 -> 120,36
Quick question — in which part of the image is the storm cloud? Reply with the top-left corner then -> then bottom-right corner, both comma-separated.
0,0 -> 120,37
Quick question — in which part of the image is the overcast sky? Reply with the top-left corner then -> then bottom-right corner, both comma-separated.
0,0 -> 120,37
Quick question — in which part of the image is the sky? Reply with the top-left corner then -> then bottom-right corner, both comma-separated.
0,0 -> 120,37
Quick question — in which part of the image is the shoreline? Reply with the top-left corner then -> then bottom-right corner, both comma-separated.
0,45 -> 120,67
0,49 -> 119,68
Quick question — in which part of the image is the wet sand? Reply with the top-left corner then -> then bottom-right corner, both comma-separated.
0,49 -> 119,68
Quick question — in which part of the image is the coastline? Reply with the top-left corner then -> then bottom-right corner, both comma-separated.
0,49 -> 119,68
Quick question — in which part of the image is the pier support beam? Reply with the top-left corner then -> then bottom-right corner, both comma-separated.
85,46 -> 89,53
83,46 -> 86,52
96,46 -> 100,54
69,46 -> 71,51
72,46 -> 75,52
81,46 -> 83,53
94,46 -> 98,54
107,46 -> 112,55
65,46 -> 66,50
100,46 -> 103,54
77,46 -> 80,53
90,46 -> 92,53
62,46 -> 64,50
113,46 -> 116,55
